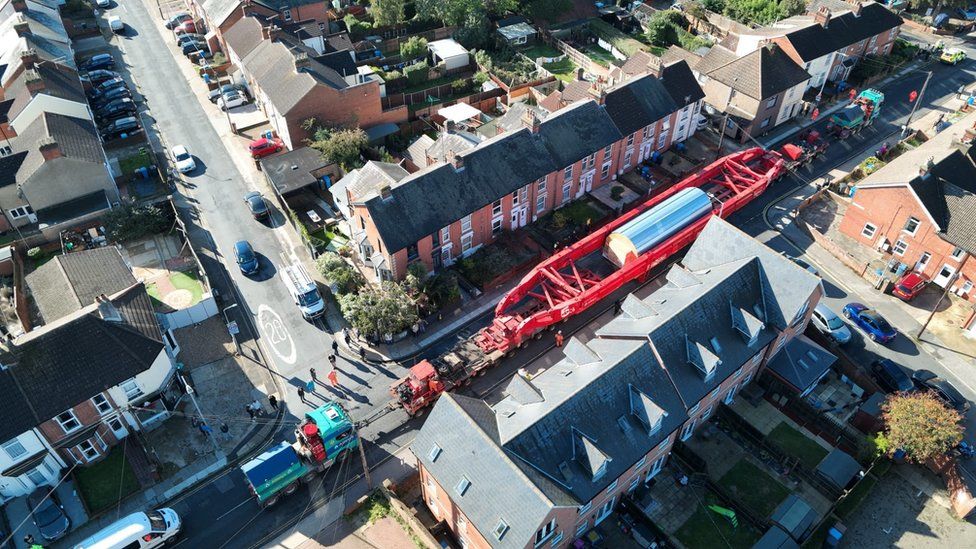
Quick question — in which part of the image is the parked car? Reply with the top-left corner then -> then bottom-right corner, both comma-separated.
786,254 -> 820,277
100,116 -> 140,140
248,137 -> 283,159
91,86 -> 131,107
108,15 -> 124,33
234,240 -> 259,275
174,21 -> 197,35
940,47 -> 967,65
165,12 -> 192,29
870,359 -> 914,393
95,97 -> 137,122
88,76 -> 127,97
171,144 -> 196,173
79,53 -> 115,71
912,369 -> 971,412
27,489 -> 70,541
81,69 -> 119,85
695,114 -> 709,131
217,90 -> 246,111
95,0 -> 111,7
180,40 -> 208,56
243,191 -> 270,221
842,303 -> 897,343
176,33 -> 206,47
208,83 -> 247,103
892,272 -> 928,301
810,303 -> 852,344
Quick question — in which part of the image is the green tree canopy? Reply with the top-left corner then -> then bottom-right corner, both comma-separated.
104,203 -> 171,243
525,0 -> 573,22
371,0 -> 406,28
339,282 -> 419,337
306,126 -> 369,170
882,391 -> 964,463
399,35 -> 428,60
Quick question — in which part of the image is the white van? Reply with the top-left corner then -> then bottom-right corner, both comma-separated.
281,263 -> 325,320
74,508 -> 181,549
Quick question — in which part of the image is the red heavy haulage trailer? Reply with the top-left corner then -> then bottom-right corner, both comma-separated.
390,147 -> 786,416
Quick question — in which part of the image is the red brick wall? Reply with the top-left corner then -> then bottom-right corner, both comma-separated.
419,463 -> 494,549
37,396 -> 122,464
285,81 -> 407,148
839,185 -> 976,300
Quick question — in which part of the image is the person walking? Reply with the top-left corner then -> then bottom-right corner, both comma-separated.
306,379 -> 315,393
245,405 -> 255,420
555,330 -> 564,347
359,347 -> 367,362
343,329 -> 351,347
332,339 -> 339,354
329,354 -> 337,368
309,367 -> 317,381
297,386 -> 306,403
269,395 -> 278,410
328,369 -> 339,388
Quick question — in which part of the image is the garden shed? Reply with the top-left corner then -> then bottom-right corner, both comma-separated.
428,39 -> 470,71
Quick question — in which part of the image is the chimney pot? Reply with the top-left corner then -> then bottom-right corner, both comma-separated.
294,51 -> 310,71
13,18 -> 29,38
848,0 -> 862,16
263,24 -> 280,41
815,6 -> 831,28
379,185 -> 392,199
24,69 -> 44,94
19,48 -> 36,70
38,137 -> 60,161
587,81 -> 606,104
521,108 -> 541,133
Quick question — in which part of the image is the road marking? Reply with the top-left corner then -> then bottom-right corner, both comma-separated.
258,304 -> 297,365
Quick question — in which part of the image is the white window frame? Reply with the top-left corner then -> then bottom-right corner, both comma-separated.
461,232 -> 473,253
536,193 -> 547,214
492,199 -> 503,217
91,393 -> 112,415
600,162 -> 611,179
603,144 -> 612,159
563,165 -> 574,181
903,216 -> 920,235
536,177 -> 547,194
2,439 -> 27,460
606,479 -> 618,493
951,247 -> 965,261
460,214 -> 472,233
893,239 -> 908,256
428,444 -> 442,462
658,435 -> 671,451
742,372 -> 753,385
493,519 -> 509,540
765,97 -> 777,109
456,513 -> 467,532
121,379 -> 143,401
56,410 -> 81,433
25,467 -> 46,486
724,385 -> 738,405
561,182 -> 571,204
8,205 -> 34,219
491,218 -> 503,236
440,226 -> 450,245
455,476 -> 471,496
626,133 -> 635,147
861,223 -> 877,239
535,518 -> 556,546
282,8 -> 292,21
575,520 -> 589,537
635,456 -> 646,469
680,419 -> 696,441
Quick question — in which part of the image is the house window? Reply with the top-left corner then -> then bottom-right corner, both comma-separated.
962,281 -> 974,293
536,177 -> 547,194
575,520 -> 589,537
25,467 -> 46,486
601,162 -> 611,180
606,479 -> 618,493
536,193 -> 547,214
710,387 -> 720,399
121,379 -> 143,401
656,132 -> 668,150
550,532 -> 564,546
2,439 -> 27,460
951,247 -> 965,261
492,199 -> 503,217
658,435 -> 671,450
460,214 -> 472,234
765,97 -> 777,109
461,233 -> 473,253
0,145 -> 11,157
8,206 -> 33,219
456,514 -> 467,532
701,406 -> 713,419
752,352 -> 763,366
407,244 -> 419,261
893,239 -> 908,256
584,153 -> 596,170
579,501 -> 592,514
689,403 -> 700,415
282,8 -> 292,21
742,372 -> 753,385
563,165 -> 574,181
635,456 -> 646,469
91,394 -> 112,415
861,223 -> 877,239
623,151 -> 633,168
428,444 -> 442,462
760,117 -> 771,128
642,125 -> 651,139
75,435 -> 105,462
626,133 -> 635,147
680,420 -> 696,441
603,144 -> 612,159
57,410 -> 80,433
561,182 -> 572,204
535,518 -> 556,546
494,520 -> 509,540
491,218 -> 503,235
455,476 -> 471,496
903,217 -> 920,235
724,385 -> 738,405
440,226 -> 451,245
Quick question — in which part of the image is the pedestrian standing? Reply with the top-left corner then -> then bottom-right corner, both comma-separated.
245,404 -> 255,420
329,354 -> 337,368
309,367 -> 317,381
269,395 -> 278,410
306,379 -> 315,393
332,339 -> 339,354
343,329 -> 351,346
555,330 -> 564,347
200,423 -> 212,437
359,346 -> 367,362
220,422 -> 229,434
297,386 -> 306,402
328,369 -> 339,388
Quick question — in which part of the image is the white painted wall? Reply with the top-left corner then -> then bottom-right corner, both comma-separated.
0,430 -> 66,501
803,53 -> 834,91
9,95 -> 91,133
776,82 -> 806,126
106,349 -> 175,429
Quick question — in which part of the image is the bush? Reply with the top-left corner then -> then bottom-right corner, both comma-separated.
426,271 -> 460,309
26,247 -> 41,259
344,14 -> 371,38
610,185 -> 624,200
103,203 -> 171,243
315,252 -> 364,295
339,281 -> 418,338
404,61 -> 429,86
472,71 -> 489,86
399,36 -> 428,60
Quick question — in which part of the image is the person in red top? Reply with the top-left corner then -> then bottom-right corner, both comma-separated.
328,370 -> 339,388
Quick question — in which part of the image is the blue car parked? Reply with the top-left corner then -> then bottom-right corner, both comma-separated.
234,240 -> 259,275
842,303 -> 896,343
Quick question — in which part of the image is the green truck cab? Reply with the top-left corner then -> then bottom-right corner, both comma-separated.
828,89 -> 884,138
240,403 -> 358,507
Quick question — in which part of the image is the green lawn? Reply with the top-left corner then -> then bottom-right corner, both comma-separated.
559,199 -> 604,225
521,43 -> 562,60
767,422 -> 829,471
718,459 -> 790,518
308,227 -> 349,253
147,270 -> 204,309
118,149 -> 154,175
543,57 -> 577,82
674,492 -> 761,549
581,44 -> 615,67
74,445 -> 140,513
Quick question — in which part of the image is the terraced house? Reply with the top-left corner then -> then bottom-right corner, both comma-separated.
337,59 -> 704,281
411,218 -> 826,549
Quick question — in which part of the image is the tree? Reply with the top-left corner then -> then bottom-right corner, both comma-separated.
778,0 -> 805,18
307,127 -> 369,170
882,391 -> 963,463
644,17 -> 681,47
372,0 -> 406,28
399,36 -> 428,60
454,8 -> 490,49
525,0 -> 573,22
315,252 -> 364,295
702,0 -> 726,11
104,203 -> 171,243
339,282 -> 418,338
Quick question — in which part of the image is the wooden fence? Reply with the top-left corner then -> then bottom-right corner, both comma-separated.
382,73 -> 476,109
541,31 -> 610,80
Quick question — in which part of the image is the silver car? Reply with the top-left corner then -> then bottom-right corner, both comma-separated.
811,303 -> 851,344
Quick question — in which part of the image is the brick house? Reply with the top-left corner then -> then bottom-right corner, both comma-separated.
411,217 -> 825,549
0,248 -> 177,501
692,44 -> 811,143
224,15 -> 406,150
193,0 -> 333,54
838,117 -> 976,323
339,60 -> 704,282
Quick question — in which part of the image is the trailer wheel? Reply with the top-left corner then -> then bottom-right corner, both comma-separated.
301,471 -> 317,483
265,494 -> 280,507
284,482 -> 299,495
533,332 -> 542,340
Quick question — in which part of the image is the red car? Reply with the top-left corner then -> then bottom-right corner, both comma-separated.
893,272 -> 928,301
174,21 -> 197,35
249,137 -> 283,159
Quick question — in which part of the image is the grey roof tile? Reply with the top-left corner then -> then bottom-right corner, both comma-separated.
537,100 -> 622,168
604,73 -> 679,136
700,45 -> 811,100
766,334 -> 836,393
223,15 -> 265,59
26,247 -> 136,324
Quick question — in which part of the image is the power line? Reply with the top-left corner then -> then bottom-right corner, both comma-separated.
1,463 -> 78,547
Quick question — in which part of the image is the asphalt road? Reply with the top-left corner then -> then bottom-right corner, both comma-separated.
105,3 -> 976,543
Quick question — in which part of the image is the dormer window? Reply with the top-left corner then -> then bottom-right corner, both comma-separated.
455,476 -> 471,496
686,335 -> 720,382
573,428 -> 611,482
732,302 -> 764,345
629,385 -> 666,436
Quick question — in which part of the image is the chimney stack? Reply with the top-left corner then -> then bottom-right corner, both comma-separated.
19,48 -> 36,70
11,0 -> 26,12
587,81 -> 606,104
38,137 -> 60,161
13,16 -> 30,37
814,6 -> 831,28
646,55 -> 662,78
24,69 -> 44,94
847,0 -> 862,16
446,148 -> 464,170
263,24 -> 281,41
294,51 -> 311,72
521,108 -> 541,134
379,185 -> 392,200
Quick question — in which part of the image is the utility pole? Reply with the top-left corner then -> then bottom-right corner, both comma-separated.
222,303 -> 240,356
902,71 -> 933,137
182,374 -> 222,455
716,112 -> 730,158
917,272 -> 958,339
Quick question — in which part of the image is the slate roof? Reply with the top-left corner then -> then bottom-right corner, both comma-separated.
339,160 -> 409,204
317,50 -> 358,77
0,283 -> 164,435
476,101 -> 546,137
7,62 -> 86,121
661,60 -> 705,107
604,73 -> 679,135
776,4 -> 902,63
261,146 -> 336,196
699,45 -> 810,100
223,15 -> 265,59
536,100 -> 621,169
363,126 -> 558,252
404,135 -> 435,169
25,247 -> 136,325
242,35 -> 349,115
1,112 -> 106,193
766,335 -> 836,393
815,448 -> 861,489
539,80 -> 592,113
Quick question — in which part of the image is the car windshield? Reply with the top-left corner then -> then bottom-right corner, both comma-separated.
249,197 -> 266,211
872,315 -> 893,332
34,502 -> 62,526
826,316 -> 845,330
298,289 -> 321,307
175,151 -> 190,161
237,249 -> 254,263
148,511 -> 167,531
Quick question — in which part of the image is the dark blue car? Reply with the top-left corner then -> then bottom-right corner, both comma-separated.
234,240 -> 259,275
843,302 -> 896,343
79,53 -> 115,72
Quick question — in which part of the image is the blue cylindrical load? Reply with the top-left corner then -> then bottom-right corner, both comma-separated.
603,187 -> 713,268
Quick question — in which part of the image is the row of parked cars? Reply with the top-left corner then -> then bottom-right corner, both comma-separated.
79,54 -> 142,142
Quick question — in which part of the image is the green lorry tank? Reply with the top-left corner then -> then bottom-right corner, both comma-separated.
828,88 -> 884,138
240,402 -> 358,507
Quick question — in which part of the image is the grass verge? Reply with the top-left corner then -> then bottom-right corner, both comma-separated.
674,492 -> 761,549
74,445 -> 140,514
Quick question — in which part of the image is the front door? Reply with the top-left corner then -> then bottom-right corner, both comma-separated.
934,263 -> 957,287
915,252 -> 931,273
432,250 -> 442,271
107,416 -> 129,440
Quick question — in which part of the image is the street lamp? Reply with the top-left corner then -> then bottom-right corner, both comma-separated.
222,303 -> 241,355
181,374 -> 223,455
